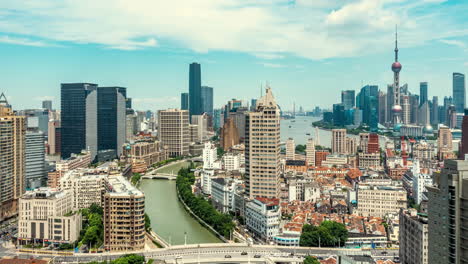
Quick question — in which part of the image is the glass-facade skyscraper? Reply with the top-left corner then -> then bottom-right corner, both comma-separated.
420,82 -> 428,107
453,72 -> 466,113
200,86 -> 213,117
181,92 -> 189,110
357,85 -> 379,131
97,87 -> 127,158
61,83 -> 98,159
189,62 -> 202,118
341,90 -> 355,110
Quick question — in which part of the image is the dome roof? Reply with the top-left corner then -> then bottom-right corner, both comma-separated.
423,124 -> 434,133
392,105 -> 403,113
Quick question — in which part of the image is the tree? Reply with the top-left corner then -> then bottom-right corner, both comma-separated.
82,225 -> 100,247
300,221 -> 348,247
295,144 -> 306,153
89,204 -> 103,215
144,213 -> 152,232
303,256 -> 320,264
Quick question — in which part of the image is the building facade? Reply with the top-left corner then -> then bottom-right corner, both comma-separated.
399,208 -> 428,264
331,129 -> 347,154
158,109 -> 189,157
246,197 -> 281,242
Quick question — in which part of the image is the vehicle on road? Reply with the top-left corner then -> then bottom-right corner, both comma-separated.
225,255 -> 231,258
254,255 -> 261,258
241,252 -> 248,255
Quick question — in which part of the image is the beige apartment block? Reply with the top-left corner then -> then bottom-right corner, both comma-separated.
158,109 -> 189,157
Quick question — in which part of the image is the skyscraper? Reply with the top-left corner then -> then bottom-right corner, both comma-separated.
25,131 -> 45,189
0,93 -> 26,221
200,86 -> 213,117
341,90 -> 355,110
431,96 -> 439,125
61,83 -> 98,159
158,109 -> 189,157
181,92 -> 189,110
42,100 -> 52,111
453,72 -> 466,113
285,138 -> 295,160
420,82 -> 428,107
378,91 -> 387,124
356,85 -> 379,130
97,87 -> 126,157
306,138 -> 315,166
245,87 -> 280,199
189,62 -> 202,118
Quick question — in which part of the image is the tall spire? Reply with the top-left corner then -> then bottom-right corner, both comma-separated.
394,24 -> 398,62
0,92 -> 10,107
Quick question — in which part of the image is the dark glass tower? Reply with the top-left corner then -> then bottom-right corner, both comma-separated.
181,92 -> 189,110
189,63 -> 202,118
420,82 -> 428,107
357,85 -> 379,131
97,87 -> 126,158
453,72 -> 466,113
341,90 -> 355,110
201,86 -> 213,116
60,83 -> 98,159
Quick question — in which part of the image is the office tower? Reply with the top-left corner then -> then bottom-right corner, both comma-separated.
431,96 -> 439,125
401,95 -> 410,124
341,90 -> 355,110
228,107 -> 248,142
285,138 -> 295,160
18,188 -> 82,245
181,92 -> 189,110
331,129 -> 347,154
189,62 -> 202,117
418,101 -> 431,126
387,84 -> 394,124
353,108 -> 362,126
25,131 -> 45,189
399,208 -> 428,264
201,86 -> 213,117
125,98 -> 132,109
332,103 -> 345,126
18,109 -> 49,136
427,159 -> 468,263
460,109 -> 468,159
61,83 -> 98,159
356,85 -> 379,130
213,108 -> 222,130
442,96 -> 453,124
158,109 -> 189,157
42,100 -> 52,111
47,120 -> 61,155
245,87 -> 281,199
420,82 -> 428,107
378,91 -> 387,124
220,118 -> 240,151
103,176 -> 145,252
410,94 -> 419,124
250,99 -> 257,111
306,138 -> 315,166
453,72 -> 466,113
391,29 -> 403,125
0,93 -> 26,221
191,113 -> 209,142
97,87 -> 126,157
359,133 -> 369,153
447,105 -> 458,128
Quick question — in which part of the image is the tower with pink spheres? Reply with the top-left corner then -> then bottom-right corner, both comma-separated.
392,26 -> 402,128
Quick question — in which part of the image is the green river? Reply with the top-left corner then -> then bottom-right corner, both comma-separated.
140,161 -> 221,245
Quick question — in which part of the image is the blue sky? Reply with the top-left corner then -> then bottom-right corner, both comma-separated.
0,0 -> 467,111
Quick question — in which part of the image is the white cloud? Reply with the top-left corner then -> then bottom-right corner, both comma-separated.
0,0 -> 467,59
261,63 -> 285,68
439,39 -> 466,48
0,35 -> 48,47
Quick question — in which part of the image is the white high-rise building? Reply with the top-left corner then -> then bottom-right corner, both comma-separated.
413,173 -> 432,204
245,87 -> 281,199
401,95 -> 411,124
158,109 -> 190,157
246,197 -> 281,242
285,138 -> 295,160
305,138 -> 315,166
202,142 -> 217,169
25,131 -> 46,189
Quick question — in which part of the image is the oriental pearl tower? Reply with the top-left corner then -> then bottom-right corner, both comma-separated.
391,26 -> 402,129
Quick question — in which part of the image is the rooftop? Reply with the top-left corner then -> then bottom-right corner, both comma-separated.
107,176 -> 143,196
255,197 -> 280,206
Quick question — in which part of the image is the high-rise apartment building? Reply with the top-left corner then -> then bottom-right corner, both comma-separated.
331,129 -> 347,154
453,72 -> 466,113
399,208 -> 428,264
306,138 -> 315,166
97,87 -> 126,157
0,93 -> 26,221
285,138 -> 295,160
189,62 -> 202,118
61,83 -> 98,159
25,131 -> 46,189
158,109 -> 189,157
245,87 -> 281,199
420,82 -> 428,107
103,176 -> 145,252
341,90 -> 355,110
427,159 -> 468,264
180,92 -> 189,110
438,126 -> 453,159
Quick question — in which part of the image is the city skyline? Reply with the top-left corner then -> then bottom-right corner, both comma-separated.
1,1 -> 468,111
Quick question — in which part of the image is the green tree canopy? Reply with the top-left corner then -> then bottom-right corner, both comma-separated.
300,221 -> 348,247
303,256 -> 320,264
